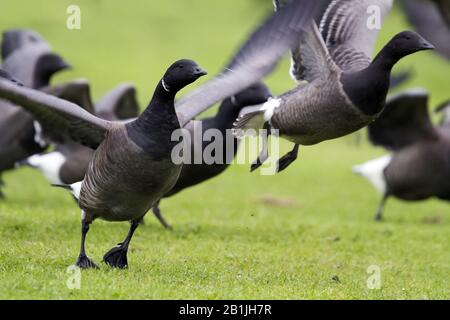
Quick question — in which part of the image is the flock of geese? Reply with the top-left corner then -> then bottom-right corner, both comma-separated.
0,0 -> 448,269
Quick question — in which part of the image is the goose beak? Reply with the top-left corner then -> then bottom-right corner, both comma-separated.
60,60 -> 73,70
419,39 -> 435,51
194,67 -> 207,77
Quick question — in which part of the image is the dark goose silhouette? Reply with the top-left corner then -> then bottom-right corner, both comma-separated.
152,83 -> 271,229
0,0 -> 335,268
233,0 -> 434,173
353,89 -> 450,221
0,29 -> 70,198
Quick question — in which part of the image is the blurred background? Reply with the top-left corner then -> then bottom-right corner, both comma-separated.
0,0 -> 448,299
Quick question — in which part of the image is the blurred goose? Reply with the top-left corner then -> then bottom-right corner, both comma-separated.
152,83 -> 271,229
94,83 -> 139,121
234,0 -> 434,173
0,0 -> 333,269
0,29 -> 70,197
353,89 -> 450,221
403,0 -> 450,60
19,82 -> 140,186
1,29 -> 70,88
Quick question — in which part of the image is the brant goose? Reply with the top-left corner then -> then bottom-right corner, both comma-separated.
0,0 -> 335,268
0,60 -> 207,269
353,89 -> 450,221
233,0 -> 434,173
152,83 -> 272,229
0,29 -> 70,197
403,0 -> 450,60
19,82 -> 140,187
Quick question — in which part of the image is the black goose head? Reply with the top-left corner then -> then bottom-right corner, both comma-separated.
161,59 -> 207,93
382,31 -> 435,62
33,53 -> 71,89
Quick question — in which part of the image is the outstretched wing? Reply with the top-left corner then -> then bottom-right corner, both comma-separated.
175,0 -> 332,126
273,0 -> 327,81
434,0 -> 450,26
320,0 -> 393,72
368,88 -> 437,150
0,79 -> 112,149
403,0 -> 450,60
95,83 -> 140,121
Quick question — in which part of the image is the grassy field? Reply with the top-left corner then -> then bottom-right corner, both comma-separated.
0,1 -> 449,299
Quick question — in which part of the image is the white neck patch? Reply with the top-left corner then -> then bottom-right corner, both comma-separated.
161,79 -> 170,92
230,95 -> 238,106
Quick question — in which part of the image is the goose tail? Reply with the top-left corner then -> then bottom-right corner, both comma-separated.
233,98 -> 280,137
352,155 -> 392,194
52,181 -> 83,200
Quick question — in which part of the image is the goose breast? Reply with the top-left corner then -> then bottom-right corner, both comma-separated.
79,126 -> 182,222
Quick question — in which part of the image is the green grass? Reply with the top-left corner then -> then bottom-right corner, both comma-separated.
0,1 -> 449,299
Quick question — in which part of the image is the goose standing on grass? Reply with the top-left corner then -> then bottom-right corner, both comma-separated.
0,29 -> 70,198
403,0 -> 450,60
353,89 -> 450,221
0,59 -> 207,269
233,0 -> 435,173
0,0 -> 334,269
152,83 -> 272,229
18,82 -> 140,187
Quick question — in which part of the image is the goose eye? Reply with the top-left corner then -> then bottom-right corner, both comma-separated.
179,65 -> 184,69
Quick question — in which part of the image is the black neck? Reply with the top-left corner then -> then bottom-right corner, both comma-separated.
133,80 -> 177,132
342,47 -> 399,116
127,80 -> 180,152
370,45 -> 399,72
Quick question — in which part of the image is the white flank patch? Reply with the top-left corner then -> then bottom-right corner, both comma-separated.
261,98 -> 281,122
33,121 -> 47,148
70,181 -> 83,200
353,155 -> 392,194
27,152 -> 66,185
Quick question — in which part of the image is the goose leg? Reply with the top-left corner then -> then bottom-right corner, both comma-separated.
103,219 -> 141,269
374,194 -> 389,222
251,124 -> 271,172
277,144 -> 299,173
76,217 -> 98,269
152,201 -> 173,230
